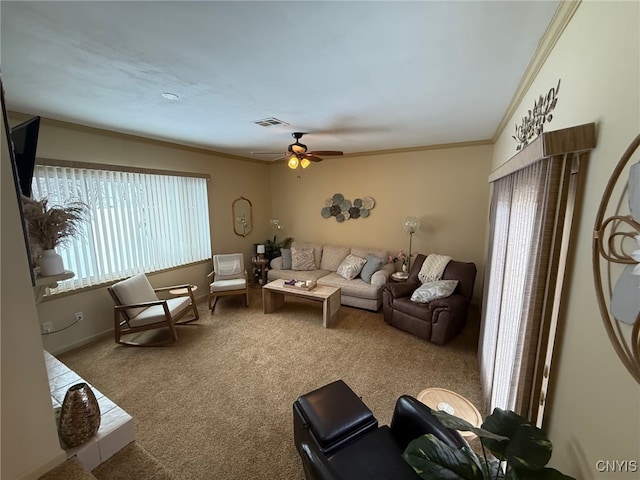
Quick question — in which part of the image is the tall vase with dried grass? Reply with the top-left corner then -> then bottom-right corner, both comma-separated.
21,195 -> 89,276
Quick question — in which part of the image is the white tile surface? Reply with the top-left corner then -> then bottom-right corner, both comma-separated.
44,350 -> 136,470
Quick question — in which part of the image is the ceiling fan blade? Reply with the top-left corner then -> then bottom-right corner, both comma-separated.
305,155 -> 324,163
309,150 -> 343,156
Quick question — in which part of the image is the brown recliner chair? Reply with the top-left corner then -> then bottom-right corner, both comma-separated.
382,254 -> 476,345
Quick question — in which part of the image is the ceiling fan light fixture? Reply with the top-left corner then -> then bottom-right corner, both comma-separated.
291,143 -> 307,154
287,155 -> 299,169
300,158 -> 311,169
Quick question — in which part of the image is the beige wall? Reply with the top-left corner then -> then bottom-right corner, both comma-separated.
1,111 -> 66,478
269,144 -> 493,303
492,1 -> 640,478
7,115 -> 272,354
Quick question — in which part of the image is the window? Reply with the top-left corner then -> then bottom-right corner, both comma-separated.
31,162 -> 211,293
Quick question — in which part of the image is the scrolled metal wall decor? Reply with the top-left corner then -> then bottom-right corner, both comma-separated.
593,132 -> 640,384
513,79 -> 561,151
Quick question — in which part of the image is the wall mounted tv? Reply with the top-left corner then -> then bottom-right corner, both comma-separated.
10,115 -> 40,197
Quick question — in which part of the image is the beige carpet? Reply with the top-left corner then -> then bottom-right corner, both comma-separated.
92,442 -> 177,480
38,456 -> 95,480
38,442 -> 175,480
58,289 -> 483,480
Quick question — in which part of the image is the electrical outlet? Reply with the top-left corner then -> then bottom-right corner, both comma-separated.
75,312 -> 84,322
42,322 -> 53,334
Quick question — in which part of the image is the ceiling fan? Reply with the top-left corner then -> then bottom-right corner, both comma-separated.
254,132 -> 343,169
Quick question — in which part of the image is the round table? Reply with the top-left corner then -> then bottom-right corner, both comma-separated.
390,272 -> 409,282
416,388 -> 482,439
169,284 -> 198,296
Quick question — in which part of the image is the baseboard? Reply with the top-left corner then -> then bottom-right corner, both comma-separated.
47,329 -> 113,356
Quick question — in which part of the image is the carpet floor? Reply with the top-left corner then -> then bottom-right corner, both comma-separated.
58,289 -> 483,479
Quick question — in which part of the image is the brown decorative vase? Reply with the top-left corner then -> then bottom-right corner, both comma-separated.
58,382 -> 101,447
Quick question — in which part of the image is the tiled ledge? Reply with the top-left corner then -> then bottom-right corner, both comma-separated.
44,351 -> 135,470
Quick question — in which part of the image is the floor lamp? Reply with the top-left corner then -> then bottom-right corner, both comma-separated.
402,216 -> 421,271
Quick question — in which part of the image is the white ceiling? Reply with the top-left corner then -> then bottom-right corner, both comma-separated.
1,1 -> 560,161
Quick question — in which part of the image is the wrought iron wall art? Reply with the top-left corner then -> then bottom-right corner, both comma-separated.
321,193 -> 375,222
593,132 -> 640,384
513,79 -> 561,151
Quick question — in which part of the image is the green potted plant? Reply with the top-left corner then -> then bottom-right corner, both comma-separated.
21,195 -> 89,276
403,407 -> 575,480
264,235 -> 292,261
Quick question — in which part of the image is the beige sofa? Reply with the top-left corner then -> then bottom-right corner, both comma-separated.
267,241 -> 394,311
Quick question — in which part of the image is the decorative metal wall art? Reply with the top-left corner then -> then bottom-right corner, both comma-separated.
321,193 -> 375,222
593,132 -> 640,384
513,79 -> 561,151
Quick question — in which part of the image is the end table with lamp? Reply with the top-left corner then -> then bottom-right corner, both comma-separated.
252,244 -> 269,286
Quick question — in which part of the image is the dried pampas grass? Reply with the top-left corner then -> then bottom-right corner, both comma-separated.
21,196 -> 89,251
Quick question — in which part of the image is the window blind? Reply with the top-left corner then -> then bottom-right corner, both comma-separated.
478,123 -> 596,425
32,164 -> 211,293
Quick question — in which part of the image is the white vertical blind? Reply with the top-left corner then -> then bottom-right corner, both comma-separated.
31,164 -> 211,293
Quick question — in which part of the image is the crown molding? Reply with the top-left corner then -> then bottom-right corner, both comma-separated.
7,110 -> 270,165
492,0 -> 582,143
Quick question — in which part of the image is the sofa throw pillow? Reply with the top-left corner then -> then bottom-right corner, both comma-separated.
336,254 -> 367,280
410,280 -> 458,303
291,247 -> 315,271
360,254 -> 384,283
280,248 -> 292,270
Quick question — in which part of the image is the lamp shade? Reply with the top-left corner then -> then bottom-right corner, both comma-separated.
402,216 -> 421,234
288,155 -> 299,169
257,244 -> 265,254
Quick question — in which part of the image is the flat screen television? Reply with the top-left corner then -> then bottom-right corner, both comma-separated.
10,115 -> 40,197
2,79 -> 37,285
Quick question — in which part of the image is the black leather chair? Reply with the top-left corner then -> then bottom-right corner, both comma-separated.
294,381 -> 467,480
382,253 -> 477,345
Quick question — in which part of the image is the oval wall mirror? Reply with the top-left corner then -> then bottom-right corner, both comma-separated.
232,196 -> 253,237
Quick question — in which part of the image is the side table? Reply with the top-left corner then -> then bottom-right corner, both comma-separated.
390,272 -> 409,283
169,285 -> 198,296
251,257 -> 269,286
416,388 -> 482,439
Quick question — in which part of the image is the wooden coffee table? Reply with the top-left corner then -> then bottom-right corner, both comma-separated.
416,388 -> 482,439
262,279 -> 340,328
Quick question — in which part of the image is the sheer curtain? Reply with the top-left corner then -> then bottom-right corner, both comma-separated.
31,163 -> 211,293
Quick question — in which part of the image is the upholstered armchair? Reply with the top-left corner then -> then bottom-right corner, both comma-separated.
294,380 -> 467,480
382,253 -> 476,345
208,253 -> 249,311
108,273 -> 199,346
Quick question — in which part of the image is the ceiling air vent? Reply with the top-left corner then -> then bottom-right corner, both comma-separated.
253,117 -> 289,127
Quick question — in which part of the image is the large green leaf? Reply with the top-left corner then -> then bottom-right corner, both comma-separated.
482,408 -> 552,469
403,434 -> 485,480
